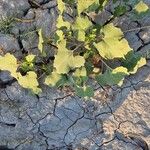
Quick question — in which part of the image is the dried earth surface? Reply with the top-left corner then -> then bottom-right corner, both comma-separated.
0,0 -> 150,150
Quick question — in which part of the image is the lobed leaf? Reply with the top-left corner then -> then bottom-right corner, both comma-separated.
96,67 -> 129,86
73,17 -> 92,41
73,67 -> 87,77
75,85 -> 94,98
54,39 -> 85,74
18,71 -> 41,94
0,53 -> 18,77
44,70 -> 67,87
0,53 -> 41,94
122,52 -> 146,74
94,23 -> 132,59
73,17 -> 92,31
134,1 -> 149,14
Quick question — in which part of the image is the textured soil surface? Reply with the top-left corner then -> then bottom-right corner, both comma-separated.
0,0 -> 150,150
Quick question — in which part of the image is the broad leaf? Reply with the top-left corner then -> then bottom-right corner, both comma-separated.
0,53 -> 41,94
21,54 -> 35,72
45,71 -> 67,87
96,67 -> 129,86
77,0 -> 97,14
73,67 -> 88,86
75,85 -> 94,98
0,53 -> 18,77
114,5 -> 127,16
87,0 -> 101,12
73,17 -> 92,31
54,40 -> 85,74
18,71 -> 41,94
130,57 -> 146,74
94,23 -> 132,59
73,67 -> 87,77
73,17 -> 92,41
122,52 -> 146,74
134,1 -> 149,13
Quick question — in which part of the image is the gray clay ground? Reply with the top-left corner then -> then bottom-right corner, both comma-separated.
0,0 -> 150,150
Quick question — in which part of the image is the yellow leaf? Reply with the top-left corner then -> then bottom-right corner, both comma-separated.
57,0 -> 65,14
0,53 -> 18,77
44,71 -> 62,86
0,53 -> 41,94
25,54 -> 36,62
73,67 -> 87,77
112,67 -> 129,86
54,39 -> 85,74
38,29 -> 44,54
94,23 -> 132,59
129,57 -> 146,74
56,30 -> 65,42
18,71 -> 41,94
56,15 -> 70,29
78,0 -> 96,14
134,1 -> 149,13
73,17 -> 92,31
73,16 -> 92,41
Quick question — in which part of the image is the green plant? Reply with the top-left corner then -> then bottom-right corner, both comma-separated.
0,0 -> 148,98
0,16 -> 15,34
20,54 -> 36,73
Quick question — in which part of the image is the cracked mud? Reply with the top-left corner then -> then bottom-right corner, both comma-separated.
0,0 -> 150,150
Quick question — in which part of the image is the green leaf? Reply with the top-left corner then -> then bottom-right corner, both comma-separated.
87,0 -> 101,12
131,57 -> 146,74
38,29 -> 44,54
75,85 -> 94,98
0,0 -> 147,98
73,67 -> 88,86
54,39 -> 85,74
85,61 -> 94,75
134,1 -> 149,14
18,71 -> 41,94
89,0 -> 108,12
94,23 -> 132,59
96,67 -> 129,86
99,0 -> 108,7
122,52 -> 146,74
114,5 -> 127,16
21,55 -> 36,73
0,53 -> 18,77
